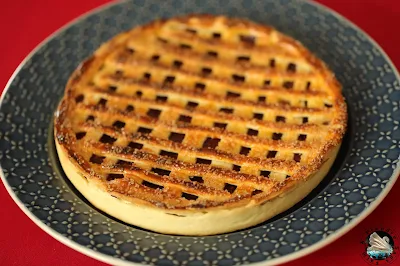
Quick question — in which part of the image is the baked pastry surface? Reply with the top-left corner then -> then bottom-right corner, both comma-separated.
54,14 -> 347,235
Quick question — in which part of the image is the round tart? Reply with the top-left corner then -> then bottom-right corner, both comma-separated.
54,14 -> 347,235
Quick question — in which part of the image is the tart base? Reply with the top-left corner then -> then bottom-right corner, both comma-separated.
56,140 -> 340,235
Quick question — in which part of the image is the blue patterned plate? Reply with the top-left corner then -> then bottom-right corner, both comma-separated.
1,0 -> 399,265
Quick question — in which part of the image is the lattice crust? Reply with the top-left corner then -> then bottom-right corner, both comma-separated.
55,15 -> 347,210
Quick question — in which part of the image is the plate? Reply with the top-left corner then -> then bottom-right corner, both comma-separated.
1,0 -> 399,265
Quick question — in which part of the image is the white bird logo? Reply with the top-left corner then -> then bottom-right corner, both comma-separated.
367,232 -> 393,259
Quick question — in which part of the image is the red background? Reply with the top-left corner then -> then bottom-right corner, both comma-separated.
0,1 -> 399,265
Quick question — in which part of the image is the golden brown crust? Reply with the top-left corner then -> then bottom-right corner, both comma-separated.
54,15 -> 346,214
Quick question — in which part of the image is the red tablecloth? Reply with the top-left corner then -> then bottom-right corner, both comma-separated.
0,1 -> 399,265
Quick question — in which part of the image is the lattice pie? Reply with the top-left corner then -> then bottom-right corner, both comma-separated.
54,15 -> 347,235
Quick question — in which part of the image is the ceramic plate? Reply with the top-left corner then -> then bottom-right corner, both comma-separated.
1,0 -> 399,265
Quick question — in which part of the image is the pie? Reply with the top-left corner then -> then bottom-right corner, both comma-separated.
54,14 -> 347,235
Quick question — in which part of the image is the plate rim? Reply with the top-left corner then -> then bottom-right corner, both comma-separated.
1,0 -> 399,265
